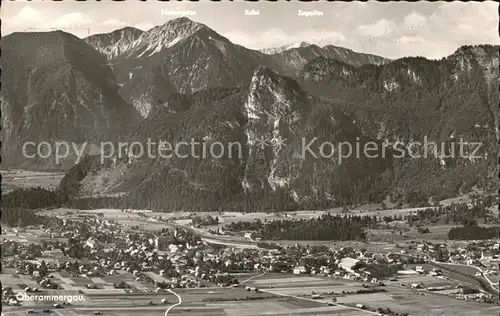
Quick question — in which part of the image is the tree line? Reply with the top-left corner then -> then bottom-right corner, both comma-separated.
407,196 -> 497,227
225,213 -> 377,241
448,225 -> 499,240
1,208 -> 50,227
2,187 -> 68,209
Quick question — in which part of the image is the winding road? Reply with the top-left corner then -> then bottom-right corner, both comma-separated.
398,252 -> 499,295
239,270 -> 380,315
260,288 -> 381,315
164,289 -> 182,316
430,260 -> 499,294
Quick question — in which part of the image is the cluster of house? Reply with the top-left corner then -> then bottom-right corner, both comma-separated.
1,220 -> 339,291
406,240 -> 500,276
5,219 -> 403,302
3,214 -> 499,309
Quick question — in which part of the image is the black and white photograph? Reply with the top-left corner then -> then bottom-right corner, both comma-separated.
1,1 -> 499,315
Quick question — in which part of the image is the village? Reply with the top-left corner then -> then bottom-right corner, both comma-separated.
2,208 -> 499,315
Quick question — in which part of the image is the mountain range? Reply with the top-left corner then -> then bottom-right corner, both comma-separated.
84,17 -> 389,117
3,17 -> 498,211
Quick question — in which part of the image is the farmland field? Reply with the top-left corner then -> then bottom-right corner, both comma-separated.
1,169 -> 64,193
240,271 -> 499,316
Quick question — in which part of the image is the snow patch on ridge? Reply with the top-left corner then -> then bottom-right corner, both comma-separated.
260,41 -> 312,55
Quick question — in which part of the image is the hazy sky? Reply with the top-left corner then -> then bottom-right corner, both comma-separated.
2,1 -> 498,59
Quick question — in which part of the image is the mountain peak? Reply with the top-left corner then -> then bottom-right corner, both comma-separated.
451,44 -> 498,59
156,17 -> 206,34
252,66 -> 281,83
249,66 -> 307,104
112,26 -> 143,35
295,41 -> 312,48
260,41 -> 313,54
168,16 -> 196,25
126,17 -> 210,59
85,26 -> 143,41
84,27 -> 144,60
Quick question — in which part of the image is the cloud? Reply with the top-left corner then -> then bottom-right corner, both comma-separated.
398,35 -> 423,45
314,30 -> 347,46
223,32 -> 261,49
356,2 -> 498,59
428,2 -> 499,45
2,6 -> 44,33
357,19 -> 397,38
224,28 -> 293,49
92,19 -> 130,34
102,19 -> 126,27
45,13 -> 92,29
403,12 -> 427,30
12,6 -> 43,22
134,22 -> 155,31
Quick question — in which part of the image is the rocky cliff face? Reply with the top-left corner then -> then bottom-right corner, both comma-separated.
84,27 -> 144,60
61,67 -> 392,211
300,44 -> 499,202
301,45 -> 498,143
